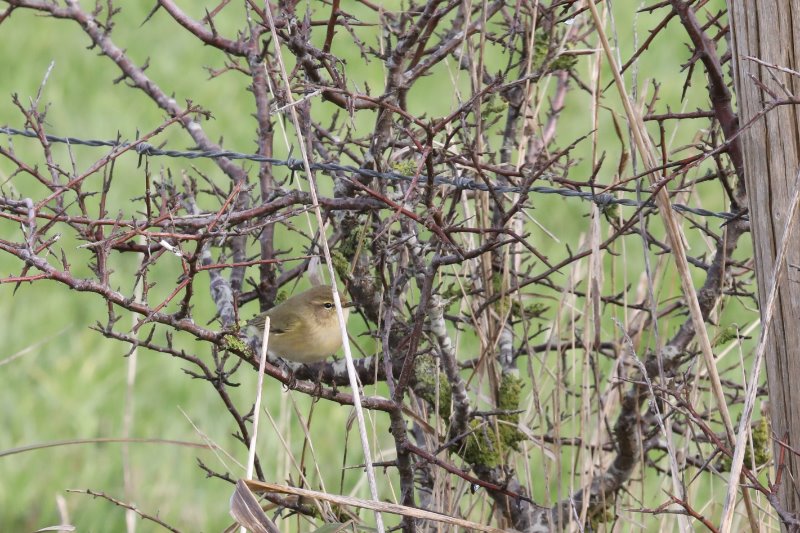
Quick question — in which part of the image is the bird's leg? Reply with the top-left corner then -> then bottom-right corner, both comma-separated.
310,364 -> 325,401
280,359 -> 297,390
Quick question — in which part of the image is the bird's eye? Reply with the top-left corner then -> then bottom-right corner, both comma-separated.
324,302 -> 334,309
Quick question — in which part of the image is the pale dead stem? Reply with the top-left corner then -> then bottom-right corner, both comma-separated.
720,169 -> 800,530
260,4 -> 385,532
585,0 -> 759,531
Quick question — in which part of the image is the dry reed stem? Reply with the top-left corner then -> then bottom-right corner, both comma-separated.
585,0 -> 759,530
239,316 -> 270,533
261,5 -> 385,531
245,479 -> 506,533
123,234 -> 146,533
719,169 -> 800,530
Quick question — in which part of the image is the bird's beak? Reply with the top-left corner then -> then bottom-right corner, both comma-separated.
342,300 -> 357,308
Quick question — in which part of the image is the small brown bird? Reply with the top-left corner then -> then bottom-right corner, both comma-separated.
248,284 -> 351,363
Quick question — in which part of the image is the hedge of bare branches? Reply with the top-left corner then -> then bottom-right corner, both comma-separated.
0,1 -> 791,531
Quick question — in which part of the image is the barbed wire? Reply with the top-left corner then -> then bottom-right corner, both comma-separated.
0,126 -> 747,222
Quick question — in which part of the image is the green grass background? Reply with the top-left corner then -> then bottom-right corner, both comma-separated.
0,1 -> 763,531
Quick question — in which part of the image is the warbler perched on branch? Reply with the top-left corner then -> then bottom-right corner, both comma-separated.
248,284 -> 352,363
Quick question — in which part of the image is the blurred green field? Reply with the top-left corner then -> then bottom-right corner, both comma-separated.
0,1 -> 766,531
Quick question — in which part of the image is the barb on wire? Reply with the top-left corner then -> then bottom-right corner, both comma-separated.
0,126 -> 747,222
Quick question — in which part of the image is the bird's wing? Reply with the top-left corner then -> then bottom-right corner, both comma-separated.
268,309 -> 300,334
